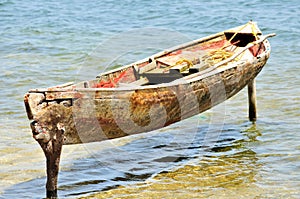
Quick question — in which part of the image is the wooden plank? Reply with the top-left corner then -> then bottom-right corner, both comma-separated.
189,63 -> 210,73
130,77 -> 149,86
144,68 -> 166,74
169,63 -> 189,74
156,55 -> 180,66
29,82 -> 74,93
139,61 -> 157,74
118,77 -> 149,87
156,51 -> 201,66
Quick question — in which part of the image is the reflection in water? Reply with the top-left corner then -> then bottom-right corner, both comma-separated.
80,124 -> 264,199
2,119 -> 299,199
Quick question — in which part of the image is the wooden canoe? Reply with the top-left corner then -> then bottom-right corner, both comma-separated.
24,21 -> 274,145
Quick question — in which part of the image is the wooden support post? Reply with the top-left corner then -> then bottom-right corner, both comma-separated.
31,121 -> 64,199
248,79 -> 257,123
44,139 -> 62,199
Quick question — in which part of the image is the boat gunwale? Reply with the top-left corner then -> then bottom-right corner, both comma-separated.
28,40 -> 271,95
27,22 -> 273,96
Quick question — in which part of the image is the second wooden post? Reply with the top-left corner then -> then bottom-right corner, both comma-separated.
248,79 -> 257,122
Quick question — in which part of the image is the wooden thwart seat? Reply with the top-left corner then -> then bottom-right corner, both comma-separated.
189,63 -> 210,73
129,77 -> 149,86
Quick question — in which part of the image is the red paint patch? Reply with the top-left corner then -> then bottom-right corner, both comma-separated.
93,70 -> 127,88
168,50 -> 183,56
249,43 -> 265,57
198,40 -> 226,51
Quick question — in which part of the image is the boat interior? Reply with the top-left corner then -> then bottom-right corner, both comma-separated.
55,23 -> 266,90
75,32 -> 265,89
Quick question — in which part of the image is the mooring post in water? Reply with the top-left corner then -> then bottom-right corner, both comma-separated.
248,79 -> 257,122
31,121 -> 65,199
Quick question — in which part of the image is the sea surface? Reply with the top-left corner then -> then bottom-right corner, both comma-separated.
0,0 -> 299,198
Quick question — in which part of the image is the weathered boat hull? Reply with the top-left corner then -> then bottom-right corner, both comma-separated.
25,45 -> 269,145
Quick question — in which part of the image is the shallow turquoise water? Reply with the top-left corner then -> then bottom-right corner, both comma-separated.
0,0 -> 299,198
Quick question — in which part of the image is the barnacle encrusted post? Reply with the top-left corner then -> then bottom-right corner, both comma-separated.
30,106 -> 66,199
